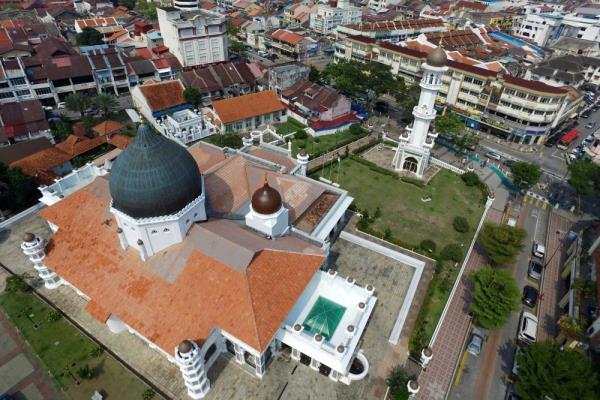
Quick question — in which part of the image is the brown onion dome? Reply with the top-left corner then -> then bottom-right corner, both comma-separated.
23,232 -> 35,242
251,176 -> 282,215
426,47 -> 447,67
178,339 -> 194,354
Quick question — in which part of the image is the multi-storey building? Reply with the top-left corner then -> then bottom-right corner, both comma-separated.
85,48 -> 129,95
336,36 -> 582,145
267,29 -> 315,60
335,19 -> 446,43
268,62 -> 310,94
527,55 -> 600,88
512,12 -> 563,47
157,7 -> 228,67
309,0 -> 361,36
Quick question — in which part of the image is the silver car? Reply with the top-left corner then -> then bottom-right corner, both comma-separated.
466,328 -> 485,356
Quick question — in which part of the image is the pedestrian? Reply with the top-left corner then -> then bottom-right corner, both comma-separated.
539,293 -> 545,301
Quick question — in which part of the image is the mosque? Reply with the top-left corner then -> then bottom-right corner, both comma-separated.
393,46 -> 448,178
20,125 -> 376,399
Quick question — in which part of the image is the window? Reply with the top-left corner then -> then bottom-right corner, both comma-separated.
151,229 -> 158,235
163,228 -> 170,232
16,90 -> 30,96
0,92 -> 14,99
35,87 -> 52,95
10,77 -> 26,86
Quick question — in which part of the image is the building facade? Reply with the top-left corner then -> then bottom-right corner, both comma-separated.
309,0 -> 361,36
157,7 -> 228,67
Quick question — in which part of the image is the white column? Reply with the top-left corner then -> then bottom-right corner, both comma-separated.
175,340 -> 210,399
20,233 -> 62,289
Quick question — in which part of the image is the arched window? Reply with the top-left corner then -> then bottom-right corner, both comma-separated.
403,157 -> 419,173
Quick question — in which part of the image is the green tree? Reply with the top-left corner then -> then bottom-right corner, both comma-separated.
441,243 -> 463,262
183,87 -> 202,108
118,0 -> 135,8
229,40 -> 245,54
453,216 -> 470,233
309,65 -> 321,83
64,92 -> 91,118
386,366 -> 410,400
324,60 -> 398,107
395,84 -> 420,121
94,93 -> 118,118
420,239 -> 436,253
568,160 -> 600,210
226,19 -> 240,37
436,113 -> 463,135
469,266 -> 520,329
0,164 -> 39,212
478,223 -> 526,266
137,0 -> 157,19
510,161 -> 542,190
515,341 -> 599,400
76,27 -> 103,46
77,364 -> 93,380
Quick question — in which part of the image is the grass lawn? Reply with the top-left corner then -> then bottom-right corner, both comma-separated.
288,130 -> 365,158
310,158 -> 486,352
274,119 -> 306,136
317,158 -> 484,249
0,287 -> 156,399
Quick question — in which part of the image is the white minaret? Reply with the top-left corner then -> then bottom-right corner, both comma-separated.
175,340 -> 210,399
392,46 -> 448,178
20,233 -> 62,289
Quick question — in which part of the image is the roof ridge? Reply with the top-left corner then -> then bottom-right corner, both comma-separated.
243,252 -> 265,349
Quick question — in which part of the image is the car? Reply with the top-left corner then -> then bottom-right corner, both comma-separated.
544,135 -> 560,147
466,328 -> 485,356
518,311 -> 538,344
586,122 -> 596,129
57,101 -> 66,109
532,242 -> 546,258
581,112 -> 591,119
522,285 -> 539,308
502,159 -> 514,168
584,135 -> 595,145
257,50 -> 269,57
528,259 -> 543,280
485,151 -> 502,161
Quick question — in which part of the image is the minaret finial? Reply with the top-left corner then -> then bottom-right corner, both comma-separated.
263,173 -> 269,187
439,31 -> 444,48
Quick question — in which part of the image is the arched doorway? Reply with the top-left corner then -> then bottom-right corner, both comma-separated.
403,157 -> 418,173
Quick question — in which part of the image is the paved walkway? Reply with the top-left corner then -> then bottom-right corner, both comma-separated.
415,208 -> 503,400
537,211 -> 572,341
0,271 -> 59,399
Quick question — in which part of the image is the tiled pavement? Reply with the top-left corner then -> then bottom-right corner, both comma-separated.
415,208 -> 503,400
537,211 -> 572,341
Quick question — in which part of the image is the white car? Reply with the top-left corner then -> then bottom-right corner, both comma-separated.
532,242 -> 546,259
485,151 -> 502,161
518,311 -> 538,344
57,102 -> 66,109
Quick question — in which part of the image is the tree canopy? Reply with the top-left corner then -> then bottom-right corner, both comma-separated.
323,60 -> 397,103
568,160 -> 600,197
395,84 -> 420,121
229,40 -> 245,54
76,27 -> 103,46
94,93 -> 118,118
435,113 -> 463,135
515,341 -> 599,400
183,87 -> 202,108
309,65 -> 321,83
0,163 -> 39,213
510,161 -> 542,190
478,223 -> 526,266
468,266 -> 520,329
65,92 -> 91,118
137,0 -> 157,19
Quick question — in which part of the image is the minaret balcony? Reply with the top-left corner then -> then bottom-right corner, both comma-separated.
412,107 -> 436,120
424,138 -> 435,148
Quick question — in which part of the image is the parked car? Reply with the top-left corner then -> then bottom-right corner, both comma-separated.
466,328 -> 485,356
518,311 -> 538,344
528,260 -> 543,280
502,159 -> 514,168
485,151 -> 502,161
532,242 -> 546,259
57,101 -> 66,109
581,112 -> 591,119
522,285 -> 539,308
585,122 -> 596,129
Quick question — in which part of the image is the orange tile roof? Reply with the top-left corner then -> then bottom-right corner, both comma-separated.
93,120 -> 124,136
271,29 -> 304,45
39,178 -> 324,352
138,80 -> 185,112
10,147 -> 71,180
107,133 -> 133,149
55,135 -> 107,158
75,17 -> 118,30
107,29 -> 128,42
212,90 -> 285,124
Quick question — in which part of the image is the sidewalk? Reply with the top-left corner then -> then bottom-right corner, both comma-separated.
537,211 -> 572,341
415,208 -> 503,400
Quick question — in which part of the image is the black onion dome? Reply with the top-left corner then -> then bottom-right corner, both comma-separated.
251,176 -> 282,215
426,47 -> 447,67
109,124 -> 202,219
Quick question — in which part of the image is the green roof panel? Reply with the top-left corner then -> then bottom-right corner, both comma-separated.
303,296 -> 346,340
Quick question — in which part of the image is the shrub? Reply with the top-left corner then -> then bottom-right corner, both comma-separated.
142,389 -> 156,400
77,364 -> 93,380
386,367 -> 410,400
90,346 -> 104,358
349,123 -> 365,135
420,239 -> 436,253
295,129 -> 308,140
401,176 -> 426,188
453,216 -> 470,233
374,207 -> 382,219
461,171 -> 480,186
383,227 -> 393,241
5,274 -> 30,293
313,137 -> 321,143
47,310 -> 62,322
441,243 -> 463,262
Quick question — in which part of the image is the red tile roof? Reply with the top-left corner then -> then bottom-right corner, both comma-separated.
503,75 -> 568,95
92,120 -> 124,136
138,80 -> 186,112
39,178 -> 324,352
212,90 -> 285,125
271,29 -> 304,45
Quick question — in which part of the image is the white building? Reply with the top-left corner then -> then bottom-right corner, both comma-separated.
21,122 -> 387,399
310,0 -> 361,36
157,7 -> 228,67
512,12 -> 562,47
392,47 -> 447,177
131,79 -> 215,145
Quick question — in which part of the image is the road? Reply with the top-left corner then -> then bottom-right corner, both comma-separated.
449,194 -> 550,400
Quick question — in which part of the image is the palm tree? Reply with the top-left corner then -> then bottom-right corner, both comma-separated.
64,92 -> 91,118
95,93 -> 118,118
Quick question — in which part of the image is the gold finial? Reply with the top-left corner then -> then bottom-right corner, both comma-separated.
263,173 -> 269,187
439,31 -> 444,49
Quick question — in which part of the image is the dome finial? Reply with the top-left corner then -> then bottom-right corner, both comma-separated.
263,173 -> 269,187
